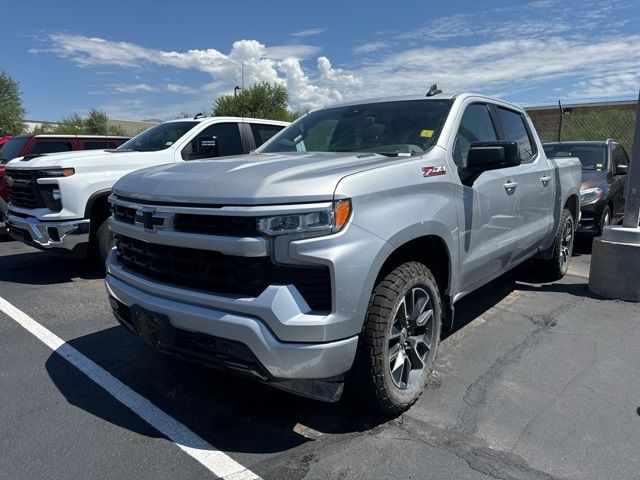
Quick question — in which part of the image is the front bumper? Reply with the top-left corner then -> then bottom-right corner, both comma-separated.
577,202 -> 604,235
6,212 -> 90,252
105,260 -> 359,382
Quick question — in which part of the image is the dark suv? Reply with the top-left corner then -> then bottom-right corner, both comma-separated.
543,139 -> 629,235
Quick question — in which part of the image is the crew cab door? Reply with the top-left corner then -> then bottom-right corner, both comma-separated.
495,107 -> 554,260
180,122 -> 246,161
453,103 -> 520,292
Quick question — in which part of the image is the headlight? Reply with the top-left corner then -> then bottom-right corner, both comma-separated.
580,187 -> 603,205
257,199 -> 351,236
39,168 -> 75,178
41,184 -> 62,211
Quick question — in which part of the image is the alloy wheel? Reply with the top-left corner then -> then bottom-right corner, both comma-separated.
387,287 -> 435,390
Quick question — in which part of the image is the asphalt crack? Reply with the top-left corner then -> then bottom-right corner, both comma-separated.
455,298 -> 580,438
393,418 -> 562,480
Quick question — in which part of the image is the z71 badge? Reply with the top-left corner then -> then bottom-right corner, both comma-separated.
422,165 -> 447,177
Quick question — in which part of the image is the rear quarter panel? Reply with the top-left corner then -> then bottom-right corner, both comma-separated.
543,156 -> 581,250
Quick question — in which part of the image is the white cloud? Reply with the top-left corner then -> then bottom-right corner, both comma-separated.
37,0 -> 640,119
112,83 -> 157,93
353,41 -> 388,54
165,83 -> 196,94
41,34 -> 343,110
291,27 -> 327,38
317,57 -> 361,86
108,83 -> 197,95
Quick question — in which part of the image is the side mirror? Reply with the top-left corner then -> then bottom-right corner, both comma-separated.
615,164 -> 628,176
197,136 -> 218,157
466,141 -> 521,171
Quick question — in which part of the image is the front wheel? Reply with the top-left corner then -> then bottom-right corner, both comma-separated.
348,262 -> 442,414
599,205 -> 611,235
95,218 -> 115,264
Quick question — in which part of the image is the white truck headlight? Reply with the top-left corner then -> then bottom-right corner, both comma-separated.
39,168 -> 75,178
580,187 -> 603,205
257,199 -> 351,236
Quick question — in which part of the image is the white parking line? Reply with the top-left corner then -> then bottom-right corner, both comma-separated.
0,296 -> 260,480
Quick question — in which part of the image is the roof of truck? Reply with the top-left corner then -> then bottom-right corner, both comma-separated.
162,116 -> 289,126
310,92 -> 526,113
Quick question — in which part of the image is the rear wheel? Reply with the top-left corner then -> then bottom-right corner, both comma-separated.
349,262 -> 442,414
538,208 -> 575,281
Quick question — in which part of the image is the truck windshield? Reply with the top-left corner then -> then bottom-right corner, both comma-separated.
543,144 -> 607,172
0,137 -> 30,163
260,99 -> 453,157
117,121 -> 198,152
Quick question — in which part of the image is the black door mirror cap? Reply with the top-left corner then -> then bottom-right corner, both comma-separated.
466,141 -> 521,172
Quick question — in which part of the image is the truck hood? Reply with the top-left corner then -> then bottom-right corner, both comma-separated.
5,149 -> 143,169
114,151 -> 399,204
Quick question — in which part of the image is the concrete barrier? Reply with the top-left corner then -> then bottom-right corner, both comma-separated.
588,91 -> 640,302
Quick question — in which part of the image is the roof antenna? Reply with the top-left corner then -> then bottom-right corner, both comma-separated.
426,84 -> 442,97
193,113 -> 206,119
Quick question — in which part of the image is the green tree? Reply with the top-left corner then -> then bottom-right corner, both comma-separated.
213,82 -> 300,122
0,71 -> 27,136
33,109 -> 126,136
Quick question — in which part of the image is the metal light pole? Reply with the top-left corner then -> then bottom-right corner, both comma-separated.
622,91 -> 640,228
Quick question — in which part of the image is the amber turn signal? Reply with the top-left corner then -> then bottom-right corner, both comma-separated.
334,199 -> 351,230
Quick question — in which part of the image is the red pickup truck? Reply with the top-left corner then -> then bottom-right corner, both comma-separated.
1,134 -> 129,233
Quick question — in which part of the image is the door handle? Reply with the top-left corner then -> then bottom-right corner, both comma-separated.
504,181 -> 518,191
541,175 -> 552,186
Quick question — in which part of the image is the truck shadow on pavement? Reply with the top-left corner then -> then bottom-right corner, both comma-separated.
43,269 -> 598,459
0,245 -> 103,284
45,324 -> 390,455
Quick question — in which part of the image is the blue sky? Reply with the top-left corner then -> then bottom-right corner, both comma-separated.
3,0 -> 640,121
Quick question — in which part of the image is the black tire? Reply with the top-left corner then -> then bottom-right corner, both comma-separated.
95,218 -> 114,264
538,208 -> 575,281
348,262 -> 442,415
599,205 -> 611,235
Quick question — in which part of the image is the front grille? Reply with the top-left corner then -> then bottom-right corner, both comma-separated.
174,214 -> 258,236
115,234 -> 331,311
113,204 -> 135,224
111,204 -> 259,236
6,169 -> 45,209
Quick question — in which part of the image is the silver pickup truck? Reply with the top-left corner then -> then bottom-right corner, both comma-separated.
105,93 -> 581,413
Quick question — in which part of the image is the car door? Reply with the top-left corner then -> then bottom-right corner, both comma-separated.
495,107 -> 554,261
181,122 -> 246,161
454,103 -> 520,292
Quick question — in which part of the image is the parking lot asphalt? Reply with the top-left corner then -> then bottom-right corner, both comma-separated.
1,236 -> 639,480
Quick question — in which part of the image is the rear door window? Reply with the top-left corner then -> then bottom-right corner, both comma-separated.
495,108 -> 537,163
31,140 -> 74,155
250,124 -> 285,147
453,104 -> 498,166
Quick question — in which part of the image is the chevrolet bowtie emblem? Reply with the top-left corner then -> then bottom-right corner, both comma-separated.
134,208 -> 172,231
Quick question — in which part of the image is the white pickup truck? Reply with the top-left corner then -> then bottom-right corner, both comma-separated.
5,116 -> 288,261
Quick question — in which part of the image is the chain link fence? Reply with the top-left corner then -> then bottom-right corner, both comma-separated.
525,98 -> 638,156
